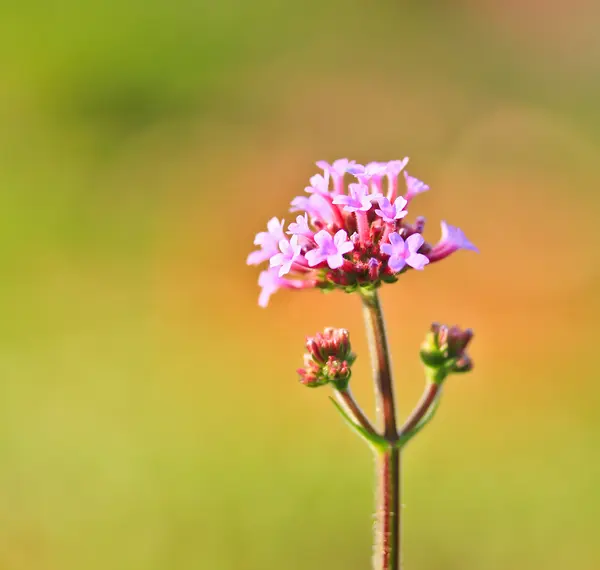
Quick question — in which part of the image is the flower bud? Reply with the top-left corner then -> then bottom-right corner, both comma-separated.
420,322 -> 474,383
298,328 -> 356,390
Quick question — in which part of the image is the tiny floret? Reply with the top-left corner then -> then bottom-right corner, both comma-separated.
287,214 -> 312,238
427,221 -> 479,262
258,268 -> 283,308
270,235 -> 302,277
332,183 -> 377,213
403,172 -> 430,201
381,233 -> 429,273
247,217 -> 285,266
375,196 -> 408,223
305,230 -> 353,269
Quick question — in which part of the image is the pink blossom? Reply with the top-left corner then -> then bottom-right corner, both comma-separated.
287,214 -> 312,238
316,159 -> 355,194
403,171 -> 429,201
247,217 -> 285,265
375,196 -> 408,223
347,162 -> 387,181
332,183 -> 376,213
270,235 -> 303,277
316,158 -> 354,178
290,193 -> 335,225
428,221 -> 478,262
305,229 -> 354,269
381,232 -> 429,272
385,158 -> 409,177
347,162 -> 388,193
305,173 -> 330,196
258,268 -> 284,308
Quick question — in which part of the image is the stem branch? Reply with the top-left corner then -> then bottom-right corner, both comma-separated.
334,389 -> 379,441
398,382 -> 440,436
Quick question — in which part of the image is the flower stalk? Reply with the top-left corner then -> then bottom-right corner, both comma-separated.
361,290 -> 401,570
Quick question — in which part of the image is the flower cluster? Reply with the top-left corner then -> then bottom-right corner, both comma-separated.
297,328 -> 356,389
248,158 -> 478,307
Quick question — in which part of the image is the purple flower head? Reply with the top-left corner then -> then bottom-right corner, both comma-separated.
375,196 -> 408,223
258,268 -> 284,308
381,232 -> 429,273
428,221 -> 478,262
248,157 -> 477,306
247,217 -> 285,266
332,183 -> 377,213
270,235 -> 302,277
403,171 -> 429,201
305,229 -> 354,269
287,214 -> 312,238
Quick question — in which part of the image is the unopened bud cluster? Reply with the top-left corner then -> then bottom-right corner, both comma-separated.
420,323 -> 473,383
298,328 -> 356,390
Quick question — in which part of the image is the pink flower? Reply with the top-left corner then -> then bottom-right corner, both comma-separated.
316,159 -> 355,194
287,214 -> 312,238
270,235 -> 303,277
305,173 -> 330,196
316,158 -> 354,178
290,194 -> 335,225
258,268 -> 284,308
332,183 -> 376,213
247,217 -> 285,265
347,162 -> 387,181
428,221 -> 478,262
381,232 -> 429,272
385,158 -> 409,177
305,229 -> 354,269
403,171 -> 429,201
375,196 -> 408,223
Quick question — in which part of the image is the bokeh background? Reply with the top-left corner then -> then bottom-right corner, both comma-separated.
1,1 -> 599,568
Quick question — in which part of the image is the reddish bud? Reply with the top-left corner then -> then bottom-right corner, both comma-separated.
421,323 -> 474,383
298,327 -> 356,389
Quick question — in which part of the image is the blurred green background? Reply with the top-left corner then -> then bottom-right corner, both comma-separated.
1,1 -> 599,568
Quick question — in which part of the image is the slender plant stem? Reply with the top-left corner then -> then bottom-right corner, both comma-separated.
399,382 -> 440,436
335,389 -> 379,441
375,447 -> 400,570
361,291 -> 398,439
361,290 -> 401,570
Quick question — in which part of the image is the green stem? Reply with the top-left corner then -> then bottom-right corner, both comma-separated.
361,290 -> 401,570
399,382 -> 440,436
334,389 -> 379,441
375,447 -> 400,570
361,291 -> 398,439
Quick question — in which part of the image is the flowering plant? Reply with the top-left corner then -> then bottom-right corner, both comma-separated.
248,158 -> 477,570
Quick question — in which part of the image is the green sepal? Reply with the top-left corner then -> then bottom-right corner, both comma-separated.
329,397 -> 388,450
424,365 -> 449,385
